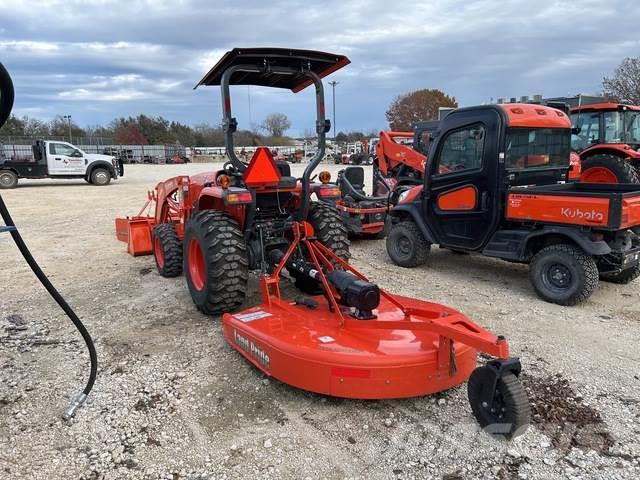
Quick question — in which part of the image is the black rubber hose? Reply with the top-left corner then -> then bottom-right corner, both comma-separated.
0,194 -> 97,419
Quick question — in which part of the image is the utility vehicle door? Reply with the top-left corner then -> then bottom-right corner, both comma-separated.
47,142 -> 85,175
422,107 -> 502,250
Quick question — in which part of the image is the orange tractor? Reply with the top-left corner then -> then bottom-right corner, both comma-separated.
115,48 -> 530,438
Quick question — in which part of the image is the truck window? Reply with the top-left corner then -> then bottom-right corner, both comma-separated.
435,124 -> 485,175
505,128 -> 570,170
50,143 -> 76,156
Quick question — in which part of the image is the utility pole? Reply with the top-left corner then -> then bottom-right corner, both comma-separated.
63,115 -> 72,143
328,81 -> 338,142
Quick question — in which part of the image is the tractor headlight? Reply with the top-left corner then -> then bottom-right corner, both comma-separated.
398,190 -> 410,203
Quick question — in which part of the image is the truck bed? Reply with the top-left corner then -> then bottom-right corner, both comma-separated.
506,182 -> 640,230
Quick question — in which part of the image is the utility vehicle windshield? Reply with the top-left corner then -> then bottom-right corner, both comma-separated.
505,128 -> 570,170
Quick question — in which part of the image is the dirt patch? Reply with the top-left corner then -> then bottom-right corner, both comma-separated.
524,373 -> 614,453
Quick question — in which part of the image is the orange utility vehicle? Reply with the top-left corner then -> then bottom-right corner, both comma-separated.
386,103 -> 640,305
115,49 -> 530,437
571,102 -> 640,184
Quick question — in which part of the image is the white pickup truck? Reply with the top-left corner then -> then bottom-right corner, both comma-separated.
0,140 -> 124,189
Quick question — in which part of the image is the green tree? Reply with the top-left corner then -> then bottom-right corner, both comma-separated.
386,88 -> 458,131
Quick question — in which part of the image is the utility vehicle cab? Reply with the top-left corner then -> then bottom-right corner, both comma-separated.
388,103 -> 640,305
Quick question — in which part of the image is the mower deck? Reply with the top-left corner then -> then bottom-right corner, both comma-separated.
223,292 -> 506,399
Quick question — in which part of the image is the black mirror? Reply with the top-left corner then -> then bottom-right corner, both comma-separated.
0,63 -> 15,130
571,127 -> 581,135
72,150 -> 83,158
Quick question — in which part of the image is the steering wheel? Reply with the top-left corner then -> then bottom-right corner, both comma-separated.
0,63 -> 15,129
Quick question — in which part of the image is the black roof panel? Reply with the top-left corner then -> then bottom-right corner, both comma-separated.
195,48 -> 350,92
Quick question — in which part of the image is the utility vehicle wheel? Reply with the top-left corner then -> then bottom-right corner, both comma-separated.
0,170 -> 18,189
580,154 -> 640,184
308,202 -> 350,261
386,221 -> 430,267
468,369 -> 530,440
184,210 -> 248,315
529,244 -> 598,305
153,223 -> 182,277
91,168 -> 111,186
600,264 -> 640,284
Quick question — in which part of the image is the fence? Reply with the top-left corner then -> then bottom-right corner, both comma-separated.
0,142 -> 186,164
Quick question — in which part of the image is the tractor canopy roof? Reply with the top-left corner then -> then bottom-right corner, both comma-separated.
498,103 -> 571,129
571,103 -> 640,113
195,48 -> 350,93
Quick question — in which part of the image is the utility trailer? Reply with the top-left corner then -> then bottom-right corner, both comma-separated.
0,140 -> 123,188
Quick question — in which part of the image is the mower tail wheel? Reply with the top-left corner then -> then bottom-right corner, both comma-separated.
184,210 -> 248,315
600,264 -> 640,284
468,369 -> 530,440
0,170 -> 18,189
308,202 -> 350,261
580,154 -> 640,184
386,220 -> 430,267
152,223 -> 183,277
529,244 -> 598,305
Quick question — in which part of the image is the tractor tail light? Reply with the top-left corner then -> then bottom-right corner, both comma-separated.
225,191 -> 253,205
316,186 -> 341,198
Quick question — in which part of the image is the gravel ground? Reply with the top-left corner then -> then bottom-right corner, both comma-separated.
0,163 -> 639,480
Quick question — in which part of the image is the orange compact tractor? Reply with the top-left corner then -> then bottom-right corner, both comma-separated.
387,103 -> 640,305
571,102 -> 640,184
116,49 -> 530,438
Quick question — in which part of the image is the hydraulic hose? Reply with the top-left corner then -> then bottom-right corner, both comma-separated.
0,194 -> 97,420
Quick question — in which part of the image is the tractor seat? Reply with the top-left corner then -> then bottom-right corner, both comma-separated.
341,166 -> 366,197
276,160 -> 297,188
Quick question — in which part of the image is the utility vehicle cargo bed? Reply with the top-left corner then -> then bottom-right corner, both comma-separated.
506,182 -> 640,230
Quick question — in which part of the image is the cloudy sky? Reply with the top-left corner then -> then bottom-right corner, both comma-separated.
0,0 -> 638,135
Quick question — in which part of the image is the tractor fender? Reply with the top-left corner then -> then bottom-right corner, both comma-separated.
580,145 -> 640,161
87,161 -> 117,179
389,202 -> 436,244
522,226 -> 611,258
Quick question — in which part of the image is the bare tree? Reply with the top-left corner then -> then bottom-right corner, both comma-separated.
386,89 -> 457,131
603,57 -> 640,104
261,113 -> 291,137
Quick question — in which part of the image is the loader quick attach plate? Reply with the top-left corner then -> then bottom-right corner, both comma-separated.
222,293 -> 492,399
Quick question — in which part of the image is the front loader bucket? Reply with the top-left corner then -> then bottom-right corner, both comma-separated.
115,217 -> 155,256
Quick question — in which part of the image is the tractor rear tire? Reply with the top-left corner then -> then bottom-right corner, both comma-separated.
0,170 -> 18,189
386,220 -> 430,267
153,223 -> 183,277
308,202 -> 350,261
184,210 -> 249,315
529,244 -> 598,305
91,167 -> 111,186
468,370 -> 530,440
600,264 -> 640,284
580,154 -> 640,184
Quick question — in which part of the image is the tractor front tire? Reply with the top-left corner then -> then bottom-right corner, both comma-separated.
153,223 -> 183,277
529,244 -> 598,305
600,264 -> 640,284
580,154 -> 640,184
91,168 -> 111,186
0,170 -> 18,189
308,202 -> 350,261
468,370 -> 530,440
184,211 -> 248,315
386,221 -> 430,267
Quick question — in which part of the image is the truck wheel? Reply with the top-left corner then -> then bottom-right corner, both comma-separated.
153,223 -> 182,277
386,221 -> 430,267
529,244 -> 598,305
580,154 -> 640,184
91,168 -> 111,186
468,370 -> 530,440
308,202 -> 350,261
0,170 -> 18,189
600,264 -> 640,284
184,210 -> 248,315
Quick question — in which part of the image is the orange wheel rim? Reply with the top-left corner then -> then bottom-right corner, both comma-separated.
154,237 -> 165,268
188,238 -> 205,291
581,167 -> 618,183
